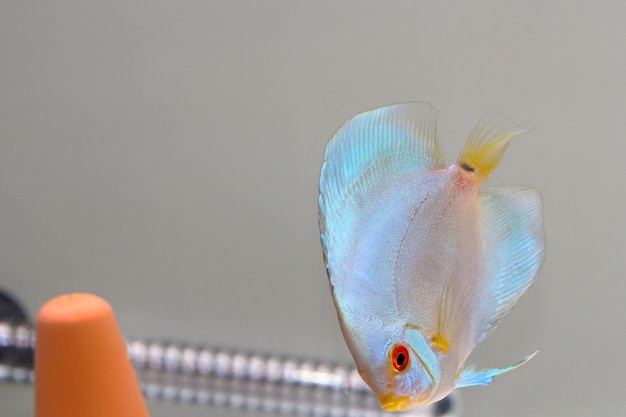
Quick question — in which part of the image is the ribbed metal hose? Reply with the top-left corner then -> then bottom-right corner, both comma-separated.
0,321 -> 456,417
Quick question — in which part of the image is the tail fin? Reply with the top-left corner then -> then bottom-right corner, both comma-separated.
457,112 -> 532,180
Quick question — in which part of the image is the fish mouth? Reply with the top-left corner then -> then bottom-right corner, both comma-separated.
379,390 -> 433,412
379,392 -> 413,412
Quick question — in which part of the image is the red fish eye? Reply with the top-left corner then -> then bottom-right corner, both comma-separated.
390,344 -> 409,371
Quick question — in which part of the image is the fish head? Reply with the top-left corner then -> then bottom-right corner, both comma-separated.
353,323 -> 442,411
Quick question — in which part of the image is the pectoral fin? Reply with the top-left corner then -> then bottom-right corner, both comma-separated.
454,352 -> 537,388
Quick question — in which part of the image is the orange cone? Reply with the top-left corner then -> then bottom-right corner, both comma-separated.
35,293 -> 150,417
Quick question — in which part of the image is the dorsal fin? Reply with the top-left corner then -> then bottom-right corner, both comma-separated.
478,186 -> 545,341
319,102 -> 445,263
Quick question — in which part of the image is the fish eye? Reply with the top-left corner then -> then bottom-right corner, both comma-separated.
390,344 -> 409,371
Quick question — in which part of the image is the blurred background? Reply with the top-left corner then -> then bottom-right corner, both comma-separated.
1,1 -> 624,416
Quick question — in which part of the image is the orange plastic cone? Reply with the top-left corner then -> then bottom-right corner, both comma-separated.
35,293 -> 150,417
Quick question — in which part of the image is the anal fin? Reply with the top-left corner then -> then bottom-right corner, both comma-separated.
478,186 -> 545,342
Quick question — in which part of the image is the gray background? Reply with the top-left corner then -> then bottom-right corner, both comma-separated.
1,1 -> 624,416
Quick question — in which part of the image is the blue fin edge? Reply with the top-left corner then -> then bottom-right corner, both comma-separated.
454,351 -> 538,388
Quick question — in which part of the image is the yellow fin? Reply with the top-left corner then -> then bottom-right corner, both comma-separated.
430,335 -> 449,354
458,112 -> 532,180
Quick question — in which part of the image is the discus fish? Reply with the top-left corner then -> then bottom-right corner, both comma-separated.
318,102 -> 545,411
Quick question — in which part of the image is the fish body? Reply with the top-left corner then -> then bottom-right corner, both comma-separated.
318,103 -> 545,411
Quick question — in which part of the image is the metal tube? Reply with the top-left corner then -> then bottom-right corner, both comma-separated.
0,321 -> 456,416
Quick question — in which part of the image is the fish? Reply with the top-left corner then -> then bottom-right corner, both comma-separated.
318,102 -> 545,411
